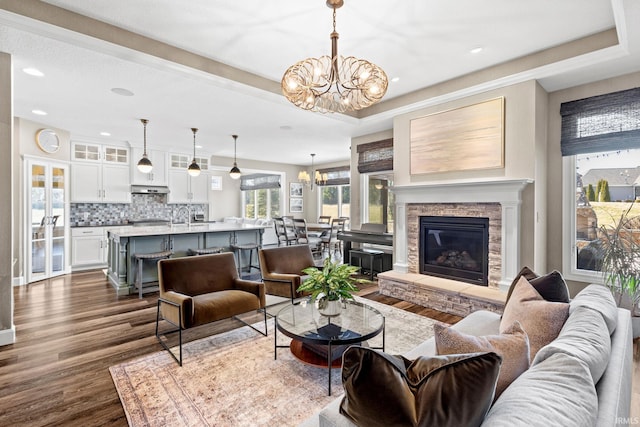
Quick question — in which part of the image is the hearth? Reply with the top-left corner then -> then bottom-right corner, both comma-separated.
419,216 -> 489,286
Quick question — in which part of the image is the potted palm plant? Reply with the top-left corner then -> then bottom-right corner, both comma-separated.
598,202 -> 640,336
297,257 -> 368,316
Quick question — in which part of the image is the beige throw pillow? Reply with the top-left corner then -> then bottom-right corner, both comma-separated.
434,321 -> 530,398
500,276 -> 569,360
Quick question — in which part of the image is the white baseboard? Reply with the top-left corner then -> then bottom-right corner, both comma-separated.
12,276 -> 24,286
0,326 -> 16,346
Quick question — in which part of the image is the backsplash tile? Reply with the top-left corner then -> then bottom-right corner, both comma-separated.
70,194 -> 207,226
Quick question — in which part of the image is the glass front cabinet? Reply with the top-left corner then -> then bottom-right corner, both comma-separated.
26,159 -> 69,283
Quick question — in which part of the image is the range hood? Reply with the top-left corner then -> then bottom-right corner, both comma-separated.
130,185 -> 170,194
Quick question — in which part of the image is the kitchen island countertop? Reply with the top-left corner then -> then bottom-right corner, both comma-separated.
106,222 -> 266,239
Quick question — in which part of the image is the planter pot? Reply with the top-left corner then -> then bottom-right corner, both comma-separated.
317,299 -> 343,317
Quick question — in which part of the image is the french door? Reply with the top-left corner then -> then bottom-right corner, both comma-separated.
27,159 -> 69,283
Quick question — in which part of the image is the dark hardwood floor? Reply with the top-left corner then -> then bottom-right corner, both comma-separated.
0,270 -> 637,426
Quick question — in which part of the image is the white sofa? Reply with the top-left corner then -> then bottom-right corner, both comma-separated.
309,284 -> 633,427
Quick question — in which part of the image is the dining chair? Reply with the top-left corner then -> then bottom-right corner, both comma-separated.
318,216 -> 332,224
320,218 -> 346,257
274,217 -> 296,246
292,218 -> 322,254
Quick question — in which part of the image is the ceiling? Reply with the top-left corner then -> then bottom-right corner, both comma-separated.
0,0 -> 639,166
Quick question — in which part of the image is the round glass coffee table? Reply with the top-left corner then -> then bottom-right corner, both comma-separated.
274,298 -> 385,395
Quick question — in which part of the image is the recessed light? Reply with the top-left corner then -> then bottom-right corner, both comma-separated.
111,87 -> 135,96
470,47 -> 483,54
23,67 -> 44,77
391,77 -> 400,83
100,132 -> 111,136
279,125 -> 292,131
32,109 -> 47,116
195,145 -> 203,149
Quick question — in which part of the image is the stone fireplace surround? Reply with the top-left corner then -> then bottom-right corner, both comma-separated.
377,179 -> 532,316
391,179 -> 533,292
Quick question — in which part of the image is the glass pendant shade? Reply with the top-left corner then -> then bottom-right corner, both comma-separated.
229,134 -> 241,179
137,118 -> 153,173
188,127 -> 201,177
281,0 -> 387,114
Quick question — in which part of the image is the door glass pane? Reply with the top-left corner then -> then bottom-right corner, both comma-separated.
244,190 -> 255,218
51,167 -> 65,272
31,164 -> 46,278
256,189 -> 267,219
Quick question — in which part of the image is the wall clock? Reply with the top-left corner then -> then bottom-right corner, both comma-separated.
35,129 -> 60,154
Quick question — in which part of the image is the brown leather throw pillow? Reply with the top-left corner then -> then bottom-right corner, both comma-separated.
339,347 -> 502,427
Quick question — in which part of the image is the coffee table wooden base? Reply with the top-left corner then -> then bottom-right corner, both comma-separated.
289,340 -> 343,368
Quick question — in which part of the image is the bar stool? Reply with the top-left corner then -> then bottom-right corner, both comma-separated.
349,249 -> 384,280
189,247 -> 224,256
230,242 -> 260,277
133,250 -> 173,299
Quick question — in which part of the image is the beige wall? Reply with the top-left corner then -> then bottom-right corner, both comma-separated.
209,156 -> 314,221
546,70 -> 640,293
391,80 -> 543,269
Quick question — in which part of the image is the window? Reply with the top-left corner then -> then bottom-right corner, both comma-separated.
362,173 -> 394,233
561,87 -> 640,282
319,185 -> 350,219
240,173 -> 282,219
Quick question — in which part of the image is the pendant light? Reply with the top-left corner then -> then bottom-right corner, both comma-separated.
229,134 -> 241,180
187,127 -> 201,177
137,118 -> 153,173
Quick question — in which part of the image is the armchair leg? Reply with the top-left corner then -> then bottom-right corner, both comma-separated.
156,299 -> 183,366
233,308 -> 268,337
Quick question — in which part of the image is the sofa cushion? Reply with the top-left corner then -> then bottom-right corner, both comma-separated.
480,352 -> 598,427
570,284 -> 618,335
339,347 -> 501,427
533,305 -> 611,384
500,276 -> 569,359
506,267 -> 570,305
434,321 -> 530,399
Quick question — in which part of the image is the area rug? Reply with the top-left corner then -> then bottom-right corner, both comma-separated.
110,298 -> 444,427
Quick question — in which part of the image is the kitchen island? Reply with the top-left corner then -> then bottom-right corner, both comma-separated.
106,223 -> 266,295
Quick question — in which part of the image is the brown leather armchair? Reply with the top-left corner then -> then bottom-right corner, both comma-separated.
258,245 -> 316,303
155,252 -> 267,365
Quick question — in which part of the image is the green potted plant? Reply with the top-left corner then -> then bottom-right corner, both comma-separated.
598,202 -> 640,336
297,257 -> 368,316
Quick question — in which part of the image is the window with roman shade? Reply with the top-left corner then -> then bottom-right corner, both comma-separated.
239,173 -> 281,191
315,166 -> 350,186
357,138 -> 393,173
560,87 -> 640,156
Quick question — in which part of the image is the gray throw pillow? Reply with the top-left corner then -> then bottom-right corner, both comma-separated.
506,267 -> 570,305
481,352 -> 598,427
533,305 -> 611,384
570,284 -> 618,335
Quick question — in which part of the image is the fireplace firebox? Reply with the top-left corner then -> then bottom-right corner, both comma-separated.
419,216 -> 489,286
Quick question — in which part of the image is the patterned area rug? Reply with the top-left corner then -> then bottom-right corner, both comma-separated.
110,298 -> 442,427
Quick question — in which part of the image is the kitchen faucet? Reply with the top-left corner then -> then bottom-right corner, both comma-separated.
173,205 -> 191,226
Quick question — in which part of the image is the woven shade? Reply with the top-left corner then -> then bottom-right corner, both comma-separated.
560,87 -> 640,156
240,173 -> 281,191
357,139 -> 393,173
315,165 -> 350,186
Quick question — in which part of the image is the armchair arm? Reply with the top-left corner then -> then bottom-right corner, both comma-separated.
262,272 -> 299,283
159,291 -> 193,329
234,279 -> 266,308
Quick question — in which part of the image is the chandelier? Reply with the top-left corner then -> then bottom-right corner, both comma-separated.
281,0 -> 388,114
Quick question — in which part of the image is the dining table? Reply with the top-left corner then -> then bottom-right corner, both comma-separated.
306,223 -> 332,232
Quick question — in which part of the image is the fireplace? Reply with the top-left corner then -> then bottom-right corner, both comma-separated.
419,216 -> 489,286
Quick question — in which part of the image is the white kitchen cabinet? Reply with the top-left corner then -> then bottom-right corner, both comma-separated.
71,142 -> 131,203
131,148 -> 167,185
167,153 -> 210,204
71,227 -> 108,269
